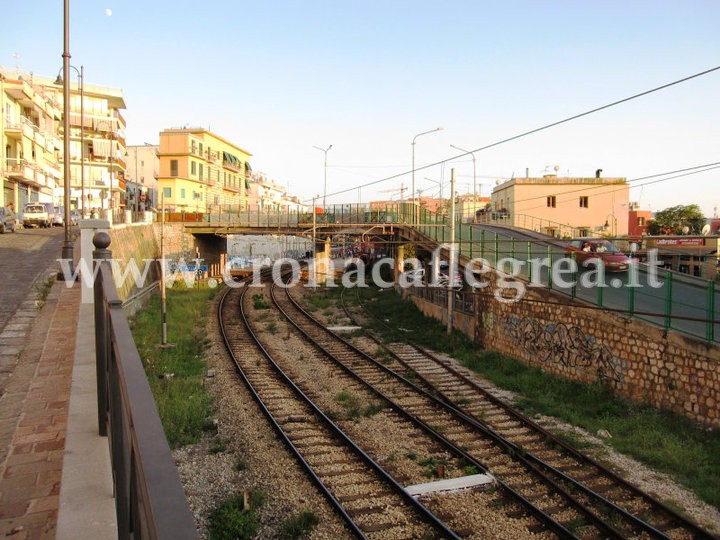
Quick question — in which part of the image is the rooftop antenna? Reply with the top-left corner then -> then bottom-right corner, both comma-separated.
12,52 -> 19,72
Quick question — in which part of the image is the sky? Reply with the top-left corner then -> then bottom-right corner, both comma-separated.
2,1 -> 719,216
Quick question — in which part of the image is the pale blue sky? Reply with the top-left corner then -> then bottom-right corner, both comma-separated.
3,1 -> 719,215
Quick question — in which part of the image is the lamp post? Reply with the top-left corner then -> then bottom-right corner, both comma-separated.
58,0 -> 74,280
411,127 -> 442,225
312,144 -> 332,210
450,144 -> 476,222
55,64 -> 84,217
604,214 -> 617,237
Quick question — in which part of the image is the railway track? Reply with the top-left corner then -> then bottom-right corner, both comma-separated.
269,277 -> 718,540
218,279 -> 460,539
335,285 -> 718,540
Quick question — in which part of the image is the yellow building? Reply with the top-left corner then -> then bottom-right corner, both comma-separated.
1,70 -> 62,209
488,172 -> 630,238
156,128 -> 251,212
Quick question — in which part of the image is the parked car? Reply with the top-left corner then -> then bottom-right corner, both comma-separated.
53,207 -> 79,226
22,202 -> 54,228
566,238 -> 631,272
52,207 -> 64,226
428,260 -> 463,288
0,207 -> 17,233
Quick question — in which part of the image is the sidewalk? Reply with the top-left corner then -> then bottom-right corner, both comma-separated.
0,278 -> 116,539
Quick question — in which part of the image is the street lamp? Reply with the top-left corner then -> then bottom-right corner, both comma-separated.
58,0 -> 74,280
450,144 -> 476,221
604,214 -> 617,237
411,127 -> 443,225
312,144 -> 332,210
423,176 -> 443,201
55,64 -> 84,218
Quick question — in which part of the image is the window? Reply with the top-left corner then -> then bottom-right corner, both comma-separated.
547,195 -> 556,208
199,163 -> 203,181
191,161 -> 196,175
191,140 -> 196,154
638,217 -> 646,226
579,196 -> 588,208
199,143 -> 203,155
170,159 -> 178,177
180,188 -> 186,199
163,187 -> 171,198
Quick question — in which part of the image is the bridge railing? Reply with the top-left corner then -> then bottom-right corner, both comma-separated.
412,213 -> 719,343
92,232 -> 199,540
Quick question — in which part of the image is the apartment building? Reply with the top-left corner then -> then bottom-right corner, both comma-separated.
156,128 -> 251,212
489,170 -> 630,238
124,144 -> 159,212
0,67 -> 127,217
628,201 -> 652,237
1,70 -> 62,210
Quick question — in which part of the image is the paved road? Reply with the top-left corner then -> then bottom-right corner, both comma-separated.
0,226 -> 67,388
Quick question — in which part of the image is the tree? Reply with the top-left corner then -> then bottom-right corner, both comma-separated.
646,204 -> 706,235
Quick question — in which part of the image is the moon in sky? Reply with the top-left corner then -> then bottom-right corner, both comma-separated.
105,8 -> 112,16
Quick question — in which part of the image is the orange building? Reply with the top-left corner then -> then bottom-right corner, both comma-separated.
628,202 -> 652,237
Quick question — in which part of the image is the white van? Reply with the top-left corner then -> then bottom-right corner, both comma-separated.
23,202 -> 54,228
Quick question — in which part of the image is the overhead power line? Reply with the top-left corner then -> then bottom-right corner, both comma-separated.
306,65 -> 720,203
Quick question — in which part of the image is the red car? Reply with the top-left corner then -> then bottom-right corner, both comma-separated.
565,238 -> 631,272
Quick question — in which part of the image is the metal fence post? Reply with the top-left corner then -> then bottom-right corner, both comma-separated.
627,276 -> 635,318
707,280 -> 714,341
527,242 -> 532,283
547,245 -> 553,290
664,271 -> 673,330
93,232 -> 112,437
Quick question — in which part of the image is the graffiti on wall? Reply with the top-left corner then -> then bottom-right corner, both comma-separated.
503,315 -> 625,384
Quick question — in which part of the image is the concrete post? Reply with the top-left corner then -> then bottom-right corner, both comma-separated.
395,243 -> 405,288
80,219 -> 111,304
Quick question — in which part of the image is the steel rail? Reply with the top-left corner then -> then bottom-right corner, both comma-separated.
280,281 -> 685,539
344,285 -> 718,540
217,279 -> 459,539
276,281 -> 634,539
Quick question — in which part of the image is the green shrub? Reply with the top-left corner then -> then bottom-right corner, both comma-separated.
279,510 -> 319,539
208,494 -> 258,540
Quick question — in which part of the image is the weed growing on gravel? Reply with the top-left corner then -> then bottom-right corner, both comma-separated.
419,456 -> 449,478
252,294 -> 270,309
209,436 -> 228,454
129,284 -> 217,448
234,457 -> 246,471
279,510 -> 319,539
356,285 -> 720,509
208,493 -> 259,540
267,321 -> 278,334
35,275 -> 54,308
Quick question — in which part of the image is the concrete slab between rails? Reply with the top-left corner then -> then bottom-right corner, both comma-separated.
326,326 -> 363,332
405,473 -> 495,497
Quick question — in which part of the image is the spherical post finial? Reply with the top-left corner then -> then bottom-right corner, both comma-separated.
93,231 -> 111,250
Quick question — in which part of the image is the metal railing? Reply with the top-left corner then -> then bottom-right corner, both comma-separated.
416,214 -> 720,343
93,232 -> 198,539
153,202 -> 718,342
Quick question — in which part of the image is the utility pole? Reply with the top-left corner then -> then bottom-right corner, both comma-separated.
447,168 -> 456,335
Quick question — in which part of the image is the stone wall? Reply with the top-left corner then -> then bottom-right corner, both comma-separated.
107,224 -> 160,301
409,285 -> 720,427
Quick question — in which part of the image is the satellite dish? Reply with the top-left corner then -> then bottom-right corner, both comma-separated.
553,165 -> 560,172
682,226 -> 690,234
701,224 -> 711,236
